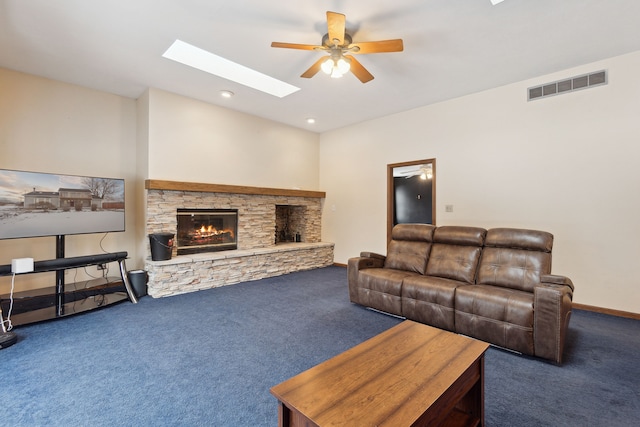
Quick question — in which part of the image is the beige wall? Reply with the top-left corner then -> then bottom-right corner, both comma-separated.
146,88 -> 320,190
0,68 -> 139,292
320,51 -> 640,313
135,90 -> 151,270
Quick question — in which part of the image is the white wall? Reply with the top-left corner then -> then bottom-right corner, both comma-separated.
0,68 -> 139,292
320,51 -> 640,313
146,89 -> 320,190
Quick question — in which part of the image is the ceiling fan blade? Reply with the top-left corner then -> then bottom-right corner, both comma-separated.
326,11 -> 346,46
349,39 -> 404,54
271,42 -> 324,51
346,55 -> 374,83
300,57 -> 327,78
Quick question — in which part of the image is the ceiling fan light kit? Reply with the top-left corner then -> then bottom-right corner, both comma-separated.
321,56 -> 351,78
271,11 -> 403,83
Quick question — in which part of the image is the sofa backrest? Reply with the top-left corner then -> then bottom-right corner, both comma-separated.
425,226 -> 487,284
384,224 -> 435,274
477,228 -> 553,292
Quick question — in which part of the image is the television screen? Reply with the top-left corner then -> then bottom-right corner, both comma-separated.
0,169 -> 125,239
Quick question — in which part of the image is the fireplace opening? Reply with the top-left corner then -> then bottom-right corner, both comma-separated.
275,205 -> 305,244
176,208 -> 238,255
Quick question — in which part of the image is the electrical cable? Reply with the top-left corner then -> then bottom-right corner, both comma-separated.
1,273 -> 16,332
99,232 -> 110,253
98,233 -> 112,277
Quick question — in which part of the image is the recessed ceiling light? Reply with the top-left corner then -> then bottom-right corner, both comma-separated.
220,90 -> 234,98
163,39 -> 300,98
306,118 -> 316,124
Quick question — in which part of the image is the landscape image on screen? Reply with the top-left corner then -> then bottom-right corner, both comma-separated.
0,169 -> 125,239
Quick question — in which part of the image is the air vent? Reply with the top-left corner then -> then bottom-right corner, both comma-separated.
528,70 -> 607,101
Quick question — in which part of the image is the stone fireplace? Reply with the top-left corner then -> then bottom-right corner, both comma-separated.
144,180 -> 334,297
176,208 -> 238,255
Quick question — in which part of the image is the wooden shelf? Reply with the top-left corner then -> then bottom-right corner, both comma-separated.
145,180 -> 326,198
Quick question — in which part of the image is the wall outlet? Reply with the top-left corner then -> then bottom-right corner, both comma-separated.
445,205 -> 454,213
97,263 -> 107,270
11,257 -> 34,274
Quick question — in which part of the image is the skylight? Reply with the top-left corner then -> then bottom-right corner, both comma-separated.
162,39 -> 300,98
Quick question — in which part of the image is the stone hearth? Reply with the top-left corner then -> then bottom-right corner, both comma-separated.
145,180 -> 334,297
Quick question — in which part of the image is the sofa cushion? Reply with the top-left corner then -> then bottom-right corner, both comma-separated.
383,224 -> 434,274
477,228 -> 553,292
485,227 -> 553,252
433,226 -> 487,246
425,226 -> 486,284
455,284 -> 534,355
356,268 -> 420,316
401,275 -> 459,331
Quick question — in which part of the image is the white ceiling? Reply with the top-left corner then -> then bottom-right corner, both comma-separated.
2,0 -> 640,133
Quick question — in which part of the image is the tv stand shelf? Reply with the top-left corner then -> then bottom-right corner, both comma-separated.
0,252 -> 138,328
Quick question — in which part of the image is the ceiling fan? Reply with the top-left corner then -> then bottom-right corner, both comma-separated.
271,11 -> 404,83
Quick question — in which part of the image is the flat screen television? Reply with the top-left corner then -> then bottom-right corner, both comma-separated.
0,169 -> 125,240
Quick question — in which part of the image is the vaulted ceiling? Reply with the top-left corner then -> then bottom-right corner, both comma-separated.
2,0 -> 639,133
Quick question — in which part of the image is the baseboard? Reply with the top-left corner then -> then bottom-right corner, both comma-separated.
333,262 -> 347,268
572,303 -> 640,320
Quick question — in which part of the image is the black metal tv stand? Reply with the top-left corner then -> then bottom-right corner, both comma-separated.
0,236 -> 138,328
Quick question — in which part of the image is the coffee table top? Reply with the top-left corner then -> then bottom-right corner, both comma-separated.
270,320 -> 489,426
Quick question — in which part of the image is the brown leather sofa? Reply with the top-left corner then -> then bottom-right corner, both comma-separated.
348,224 -> 574,363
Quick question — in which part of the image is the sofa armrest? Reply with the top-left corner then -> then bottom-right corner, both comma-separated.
541,274 -> 574,292
360,252 -> 386,261
347,254 -> 385,303
533,281 -> 574,363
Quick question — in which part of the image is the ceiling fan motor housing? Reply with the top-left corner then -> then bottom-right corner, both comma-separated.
322,33 -> 353,48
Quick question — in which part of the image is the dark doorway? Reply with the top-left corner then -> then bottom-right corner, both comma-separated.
394,175 -> 433,224
387,159 -> 436,244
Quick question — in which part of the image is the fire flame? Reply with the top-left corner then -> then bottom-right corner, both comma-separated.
195,224 -> 234,239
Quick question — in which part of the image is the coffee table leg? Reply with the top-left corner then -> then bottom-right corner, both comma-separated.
277,401 -> 291,427
477,354 -> 485,426
451,354 -> 485,426
464,354 -> 485,425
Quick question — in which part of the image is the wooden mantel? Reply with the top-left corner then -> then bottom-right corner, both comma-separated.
145,179 -> 326,199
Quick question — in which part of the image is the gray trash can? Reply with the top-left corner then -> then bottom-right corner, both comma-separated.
128,270 -> 148,298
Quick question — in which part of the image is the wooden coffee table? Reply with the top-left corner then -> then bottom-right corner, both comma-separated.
270,320 -> 490,427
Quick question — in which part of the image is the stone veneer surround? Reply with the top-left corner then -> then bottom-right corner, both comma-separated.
145,180 -> 334,297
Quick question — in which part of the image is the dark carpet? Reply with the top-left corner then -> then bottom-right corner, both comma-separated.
1,266 -> 638,426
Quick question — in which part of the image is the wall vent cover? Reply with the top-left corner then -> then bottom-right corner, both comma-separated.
528,70 -> 607,101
